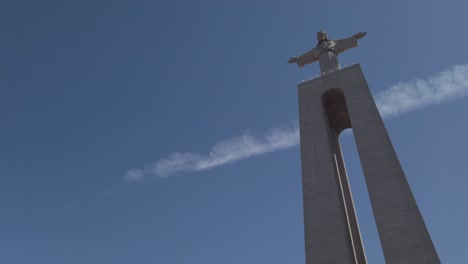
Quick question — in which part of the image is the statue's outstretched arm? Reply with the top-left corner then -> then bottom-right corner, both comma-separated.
288,47 -> 319,67
288,57 -> 297,63
335,32 -> 367,54
353,32 -> 367,40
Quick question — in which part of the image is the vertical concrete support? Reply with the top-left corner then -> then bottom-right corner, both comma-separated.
298,64 -> 440,264
298,75 -> 366,264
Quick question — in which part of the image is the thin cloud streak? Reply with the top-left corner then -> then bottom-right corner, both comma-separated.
126,63 -> 468,180
125,125 -> 299,180
375,63 -> 468,117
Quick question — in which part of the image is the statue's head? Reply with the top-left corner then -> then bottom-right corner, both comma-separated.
317,31 -> 329,44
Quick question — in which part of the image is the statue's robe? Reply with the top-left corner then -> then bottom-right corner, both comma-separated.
295,36 -> 358,73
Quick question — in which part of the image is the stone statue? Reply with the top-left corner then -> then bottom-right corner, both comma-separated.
288,31 -> 367,73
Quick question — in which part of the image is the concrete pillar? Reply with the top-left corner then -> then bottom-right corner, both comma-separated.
298,70 -> 366,264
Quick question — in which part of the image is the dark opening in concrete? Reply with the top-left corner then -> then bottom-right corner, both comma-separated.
322,88 -> 352,134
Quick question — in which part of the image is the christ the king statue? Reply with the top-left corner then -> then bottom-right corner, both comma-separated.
288,31 -> 367,74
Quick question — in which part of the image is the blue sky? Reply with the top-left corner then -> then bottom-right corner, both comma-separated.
1,1 -> 468,263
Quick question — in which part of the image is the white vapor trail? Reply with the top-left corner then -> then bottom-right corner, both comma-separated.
125,125 -> 299,180
375,64 -> 468,117
125,63 -> 468,181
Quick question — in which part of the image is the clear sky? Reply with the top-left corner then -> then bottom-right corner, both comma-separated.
1,1 -> 468,263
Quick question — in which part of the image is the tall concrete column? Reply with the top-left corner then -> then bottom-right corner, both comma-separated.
298,68 -> 366,264
298,64 -> 440,264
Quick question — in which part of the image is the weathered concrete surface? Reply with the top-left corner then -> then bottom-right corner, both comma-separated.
298,64 -> 440,264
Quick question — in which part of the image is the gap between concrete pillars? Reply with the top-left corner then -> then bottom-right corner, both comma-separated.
333,138 -> 367,264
